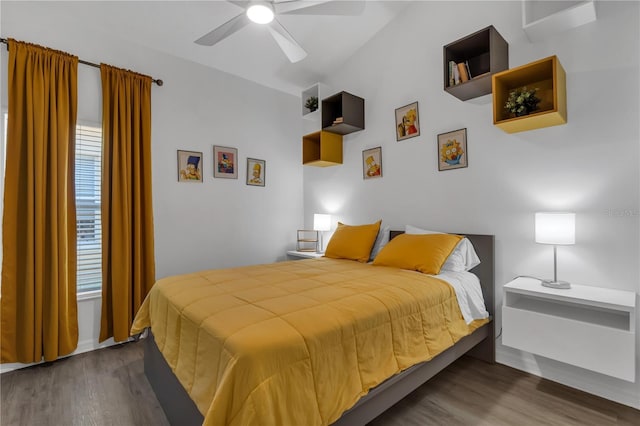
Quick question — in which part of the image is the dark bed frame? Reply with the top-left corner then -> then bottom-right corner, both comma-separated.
144,232 -> 495,426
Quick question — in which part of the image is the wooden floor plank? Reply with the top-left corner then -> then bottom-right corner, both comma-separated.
1,340 -> 638,425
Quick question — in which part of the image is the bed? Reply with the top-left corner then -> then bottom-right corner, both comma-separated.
135,231 -> 495,426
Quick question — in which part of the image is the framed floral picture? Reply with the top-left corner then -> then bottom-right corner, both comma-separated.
395,101 -> 420,141
213,146 -> 238,179
362,147 -> 382,180
177,150 -> 203,183
437,128 -> 468,171
246,158 -> 265,187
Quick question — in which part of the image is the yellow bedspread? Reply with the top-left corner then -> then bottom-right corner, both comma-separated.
131,257 -> 487,426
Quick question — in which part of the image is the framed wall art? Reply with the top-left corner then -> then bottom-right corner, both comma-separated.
395,101 -> 420,141
362,147 -> 382,179
177,150 -> 203,183
437,128 -> 468,171
246,158 -> 265,187
213,146 -> 238,179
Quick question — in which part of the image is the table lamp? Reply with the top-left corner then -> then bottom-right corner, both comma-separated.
313,213 -> 331,253
535,212 -> 575,289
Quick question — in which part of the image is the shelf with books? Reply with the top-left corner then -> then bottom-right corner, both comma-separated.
443,25 -> 509,101
492,55 -> 567,133
321,91 -> 365,135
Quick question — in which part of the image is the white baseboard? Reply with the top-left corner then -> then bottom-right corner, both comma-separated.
0,338 -> 119,374
497,345 -> 639,410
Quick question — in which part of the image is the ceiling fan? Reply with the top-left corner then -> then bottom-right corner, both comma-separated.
195,1 -> 366,63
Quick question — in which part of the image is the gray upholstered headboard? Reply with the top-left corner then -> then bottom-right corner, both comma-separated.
388,231 -> 495,321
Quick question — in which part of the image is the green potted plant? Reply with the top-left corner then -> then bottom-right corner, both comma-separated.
504,87 -> 540,117
305,96 -> 318,113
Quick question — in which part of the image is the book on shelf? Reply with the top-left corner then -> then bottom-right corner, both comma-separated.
332,117 -> 344,125
448,60 -> 456,87
453,64 -> 460,85
457,62 -> 469,82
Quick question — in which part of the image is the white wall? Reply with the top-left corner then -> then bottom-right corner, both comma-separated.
304,1 -> 640,408
0,1 -> 303,371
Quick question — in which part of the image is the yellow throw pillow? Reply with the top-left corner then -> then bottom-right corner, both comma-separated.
324,220 -> 382,263
372,233 -> 463,274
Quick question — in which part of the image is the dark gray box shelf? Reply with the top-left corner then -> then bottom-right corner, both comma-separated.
321,91 -> 365,135
443,25 -> 509,101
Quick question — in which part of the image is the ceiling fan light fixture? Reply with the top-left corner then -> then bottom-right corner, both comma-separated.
247,3 -> 275,24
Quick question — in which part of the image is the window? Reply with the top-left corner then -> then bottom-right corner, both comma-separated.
75,124 -> 102,294
1,116 -> 102,294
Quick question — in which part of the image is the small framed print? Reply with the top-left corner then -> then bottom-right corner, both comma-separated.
246,158 -> 265,187
362,147 -> 382,180
437,128 -> 468,171
177,150 -> 203,182
395,101 -> 420,141
213,146 -> 238,179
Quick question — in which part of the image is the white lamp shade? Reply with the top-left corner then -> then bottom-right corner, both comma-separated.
535,212 -> 575,245
313,214 -> 331,232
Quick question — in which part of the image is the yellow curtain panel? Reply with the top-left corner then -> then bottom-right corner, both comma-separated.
1,39 -> 79,363
99,64 -> 156,343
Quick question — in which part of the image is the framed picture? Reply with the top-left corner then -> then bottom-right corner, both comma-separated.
177,150 -> 203,182
395,101 -> 420,141
246,158 -> 265,187
362,147 -> 382,180
437,128 -> 468,171
213,146 -> 238,179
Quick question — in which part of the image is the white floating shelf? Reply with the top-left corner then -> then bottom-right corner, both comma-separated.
522,0 -> 597,42
502,277 -> 636,382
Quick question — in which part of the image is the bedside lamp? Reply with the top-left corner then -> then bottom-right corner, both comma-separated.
313,214 -> 331,253
535,212 -> 575,289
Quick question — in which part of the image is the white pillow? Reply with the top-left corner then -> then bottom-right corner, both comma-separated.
404,225 -> 480,272
369,224 -> 391,261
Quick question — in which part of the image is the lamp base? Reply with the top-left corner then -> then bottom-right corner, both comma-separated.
541,280 -> 571,289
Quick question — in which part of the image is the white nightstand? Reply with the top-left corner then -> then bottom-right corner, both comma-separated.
502,277 -> 636,382
286,250 -> 324,260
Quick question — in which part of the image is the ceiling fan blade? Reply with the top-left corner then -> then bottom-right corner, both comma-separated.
267,18 -> 307,63
276,0 -> 366,16
195,12 -> 250,46
228,0 -> 249,8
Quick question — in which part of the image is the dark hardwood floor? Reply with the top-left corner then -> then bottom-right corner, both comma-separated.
1,340 -> 638,425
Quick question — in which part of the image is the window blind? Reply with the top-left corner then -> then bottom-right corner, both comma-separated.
75,124 -> 102,293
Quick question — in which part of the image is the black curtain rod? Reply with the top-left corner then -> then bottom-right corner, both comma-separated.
0,38 -> 163,86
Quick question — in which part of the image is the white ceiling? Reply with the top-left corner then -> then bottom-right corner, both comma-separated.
3,1 -> 412,96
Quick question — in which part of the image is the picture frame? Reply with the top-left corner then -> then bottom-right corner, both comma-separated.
362,147 -> 382,180
213,146 -> 238,179
177,150 -> 203,183
395,101 -> 420,141
437,128 -> 468,171
246,158 -> 266,187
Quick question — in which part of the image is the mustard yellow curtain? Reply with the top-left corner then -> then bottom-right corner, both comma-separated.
1,39 -> 79,363
99,64 -> 155,343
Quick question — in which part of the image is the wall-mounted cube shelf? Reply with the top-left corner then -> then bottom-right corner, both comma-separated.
302,131 -> 343,167
492,55 -> 567,133
321,91 -> 365,135
522,0 -> 597,42
302,83 -> 331,119
302,84 -> 320,119
443,25 -> 509,101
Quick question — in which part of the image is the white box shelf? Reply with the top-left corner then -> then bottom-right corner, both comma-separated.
522,0 -> 597,42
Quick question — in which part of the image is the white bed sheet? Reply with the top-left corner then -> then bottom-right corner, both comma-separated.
433,270 -> 489,324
